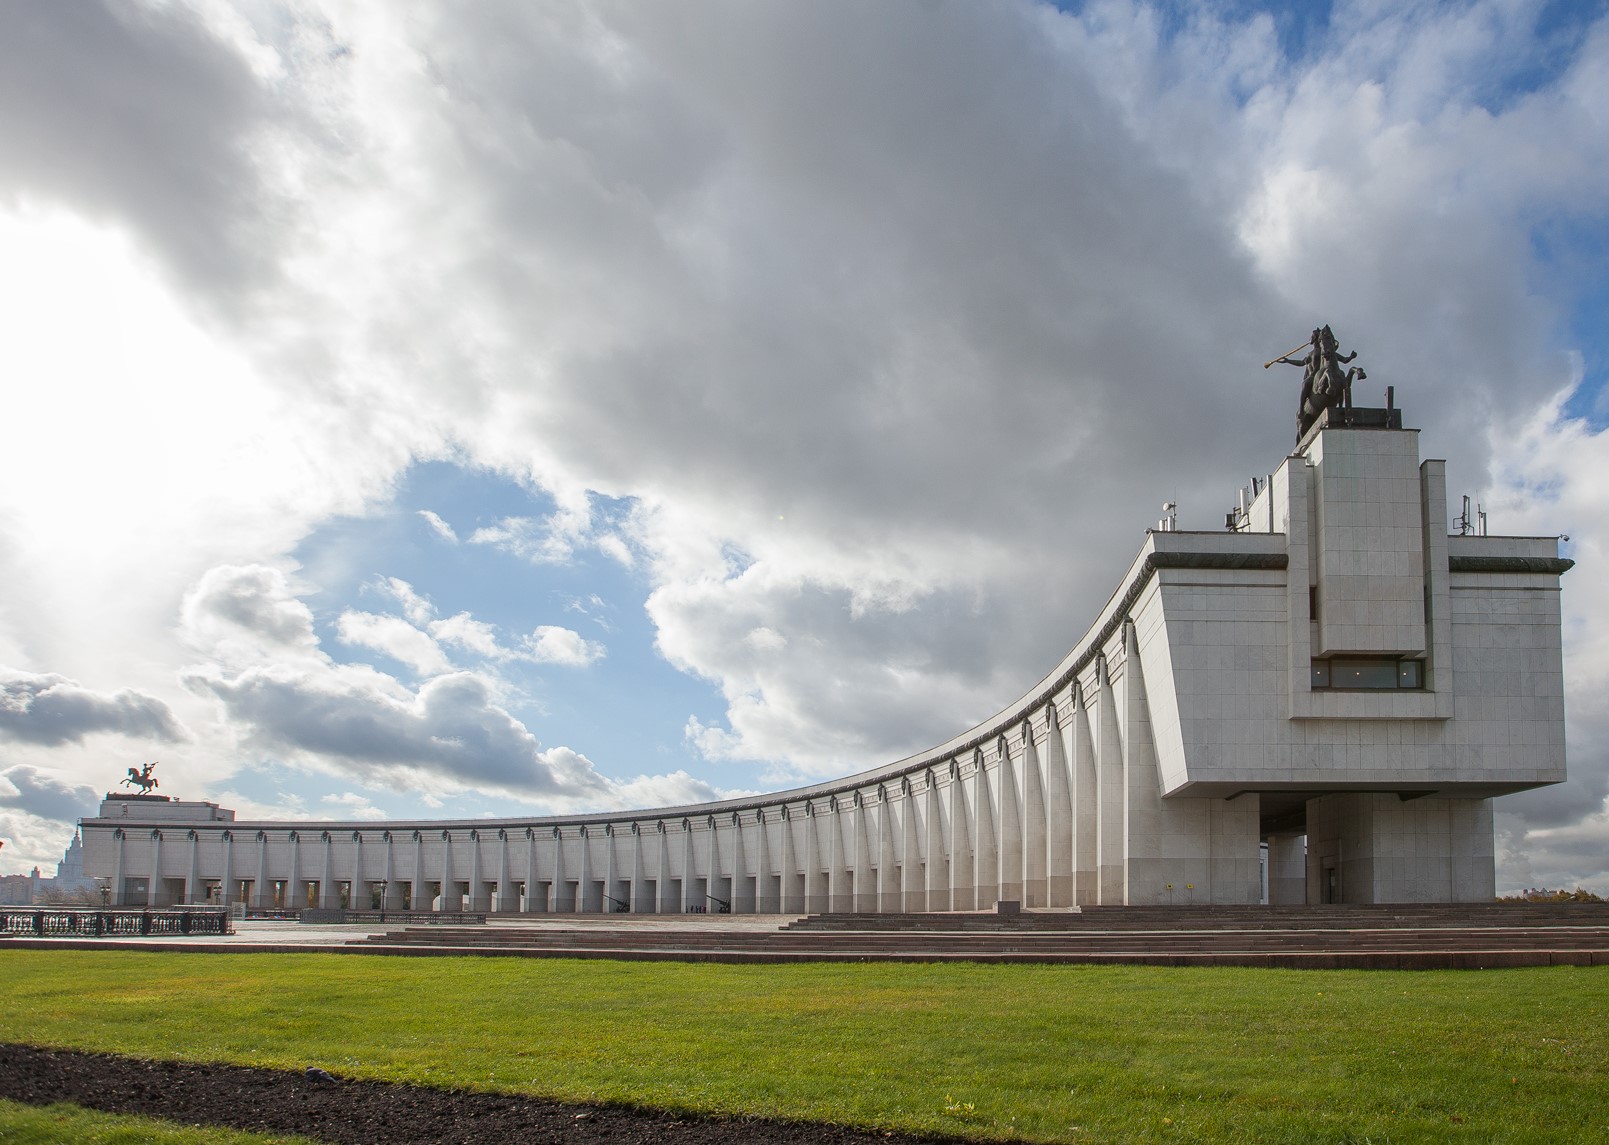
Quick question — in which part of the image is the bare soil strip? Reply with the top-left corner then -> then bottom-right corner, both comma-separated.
0,1043 -> 962,1145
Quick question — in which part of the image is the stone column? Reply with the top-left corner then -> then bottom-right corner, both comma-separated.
925,772 -> 947,912
147,830 -> 163,907
524,827 -> 540,913
680,820 -> 695,913
730,812 -> 750,913
900,780 -> 923,912
410,830 -> 426,912
468,830 -> 485,911
658,822 -> 676,913
438,831 -> 454,912
185,829 -> 200,905
778,809 -> 798,914
496,829 -> 513,912
853,794 -> 875,912
111,828 -> 126,906
996,734 -> 1023,905
1095,654 -> 1127,904
704,815 -> 720,912
1070,679 -> 1099,905
759,811 -> 777,913
381,831 -> 396,909
578,827 -> 594,913
877,791 -> 900,913
948,760 -> 973,911
1044,701 -> 1075,907
801,808 -> 821,914
603,825 -> 619,912
973,750 -> 997,908
631,823 -> 649,913
551,828 -> 567,912
827,800 -> 849,913
319,831 -> 335,909
351,831 -> 364,909
255,830 -> 270,910
220,830 -> 234,906
1021,718 -> 1048,908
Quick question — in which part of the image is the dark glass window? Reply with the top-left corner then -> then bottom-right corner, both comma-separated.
1311,657 -> 1425,690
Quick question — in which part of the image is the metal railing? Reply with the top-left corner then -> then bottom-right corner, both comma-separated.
0,907 -> 232,937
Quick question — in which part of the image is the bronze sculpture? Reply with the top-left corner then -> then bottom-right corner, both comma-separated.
1270,325 -> 1367,439
120,761 -> 159,795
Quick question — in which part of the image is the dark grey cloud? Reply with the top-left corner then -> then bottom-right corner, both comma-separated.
0,1 -> 277,302
0,668 -> 186,746
191,665 -> 605,797
0,764 -> 99,822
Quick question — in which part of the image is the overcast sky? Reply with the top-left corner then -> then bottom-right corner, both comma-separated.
2,0 -> 1606,892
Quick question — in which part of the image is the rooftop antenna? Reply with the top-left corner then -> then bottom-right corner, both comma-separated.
1158,500 -> 1178,532
1476,503 -> 1488,537
1453,495 -> 1474,536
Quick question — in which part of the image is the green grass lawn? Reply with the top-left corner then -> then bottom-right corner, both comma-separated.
0,1099 -> 317,1144
2,951 -> 1605,1143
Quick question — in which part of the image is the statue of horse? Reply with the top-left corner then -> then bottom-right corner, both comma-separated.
1274,325 -> 1366,439
120,762 -> 159,795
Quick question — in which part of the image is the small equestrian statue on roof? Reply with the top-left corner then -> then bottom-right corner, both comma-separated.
1266,325 -> 1367,440
121,761 -> 160,795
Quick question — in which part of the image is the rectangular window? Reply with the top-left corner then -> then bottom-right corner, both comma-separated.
1311,657 -> 1425,690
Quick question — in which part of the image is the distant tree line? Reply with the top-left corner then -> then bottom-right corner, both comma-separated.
1498,887 -> 1605,903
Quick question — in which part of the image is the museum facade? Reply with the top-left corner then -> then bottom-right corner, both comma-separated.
80,406 -> 1572,911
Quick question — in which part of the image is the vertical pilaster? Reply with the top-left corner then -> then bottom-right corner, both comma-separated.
853,795 -> 875,912
730,813 -> 750,913
973,748 -> 997,907
496,829 -> 513,912
185,829 -> 200,905
680,820 -> 695,913
925,772 -> 947,912
111,828 -> 126,905
524,828 -> 540,913
285,831 -> 300,911
220,830 -> 234,906
877,791 -> 900,913
1045,701 -> 1075,907
757,811 -> 775,912
351,831 -> 364,909
1071,680 -> 1098,905
552,828 -> 567,912
803,806 -> 823,914
631,823 -> 649,913
948,760 -> 973,910
1021,719 -> 1048,907
778,810 -> 797,914
438,830 -> 454,912
901,781 -> 923,912
997,736 -> 1023,905
828,801 -> 849,913
315,830 -> 333,909
578,826 -> 594,912
410,830 -> 425,912
468,830 -> 485,911
603,825 -> 619,912
658,822 -> 676,913
705,815 -> 721,911
1095,655 -> 1127,904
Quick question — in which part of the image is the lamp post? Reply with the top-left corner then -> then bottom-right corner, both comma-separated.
375,878 -> 388,922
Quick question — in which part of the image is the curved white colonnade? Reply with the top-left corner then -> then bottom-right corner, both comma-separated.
83,416 -> 1572,910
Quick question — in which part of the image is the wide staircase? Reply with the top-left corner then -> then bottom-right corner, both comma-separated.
347,903 -> 1609,969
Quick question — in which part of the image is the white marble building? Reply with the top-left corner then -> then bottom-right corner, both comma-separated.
80,409 -> 1571,911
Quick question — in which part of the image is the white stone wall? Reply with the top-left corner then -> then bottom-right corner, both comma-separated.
80,423 -> 1569,911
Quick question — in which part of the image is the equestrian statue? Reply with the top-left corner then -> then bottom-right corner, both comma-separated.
120,761 -> 160,795
1265,325 -> 1367,440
